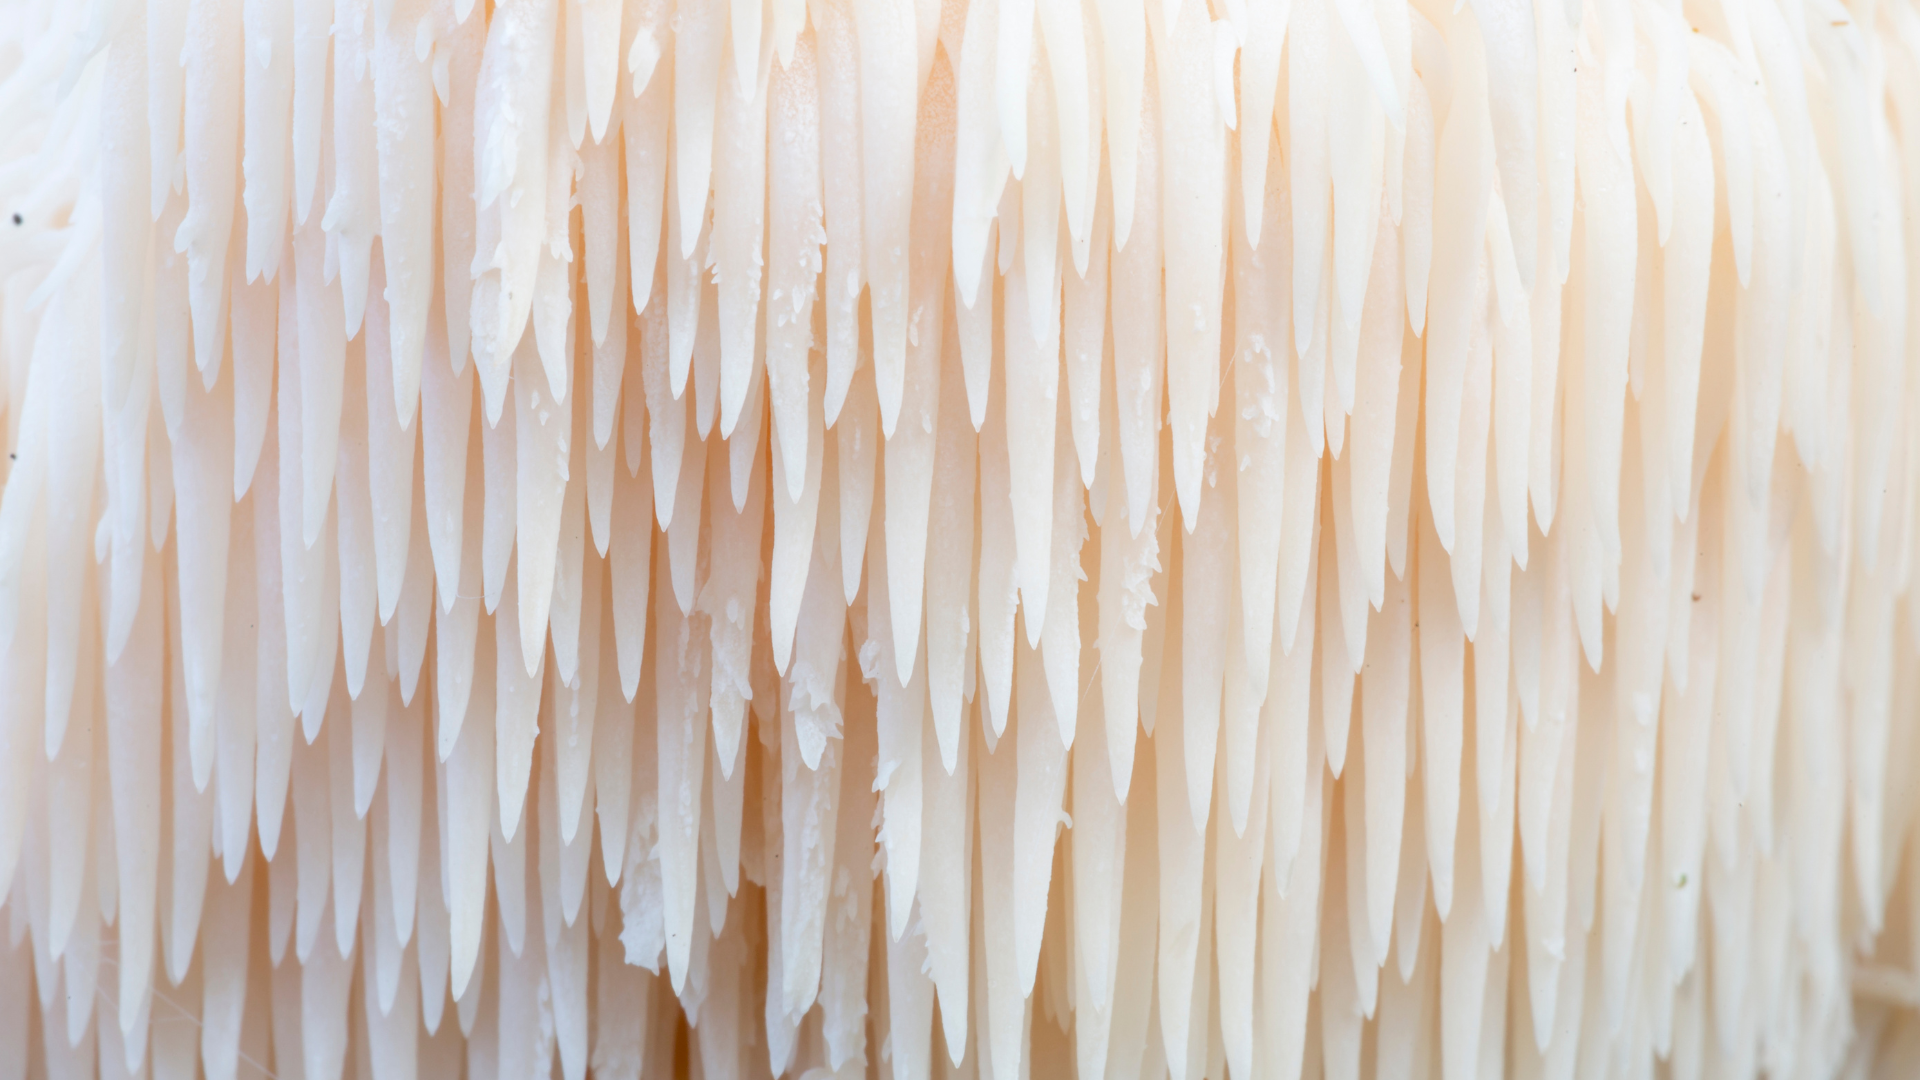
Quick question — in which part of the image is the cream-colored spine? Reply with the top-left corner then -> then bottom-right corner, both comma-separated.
1,0 -> 1919,1077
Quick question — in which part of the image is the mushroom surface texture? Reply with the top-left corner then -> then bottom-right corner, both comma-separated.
5,0 -> 1920,1076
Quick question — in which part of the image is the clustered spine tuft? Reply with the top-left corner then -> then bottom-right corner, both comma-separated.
0,0 -> 1918,1077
